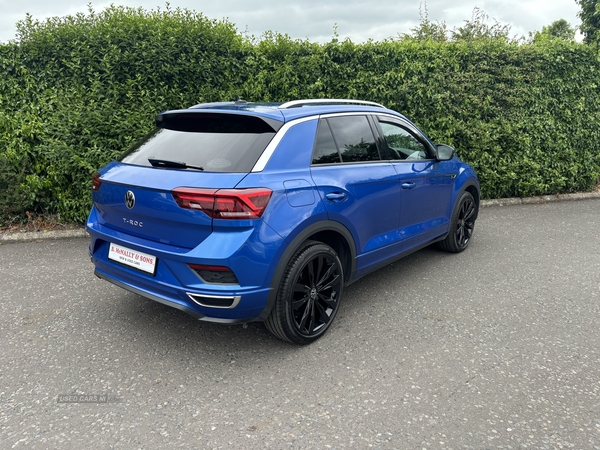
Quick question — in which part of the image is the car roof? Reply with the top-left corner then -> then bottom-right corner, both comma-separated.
183,99 -> 408,123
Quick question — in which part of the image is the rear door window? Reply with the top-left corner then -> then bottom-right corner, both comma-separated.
312,120 -> 341,164
312,115 -> 381,164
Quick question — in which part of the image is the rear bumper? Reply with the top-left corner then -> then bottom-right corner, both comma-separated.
86,212 -> 286,322
94,269 -> 252,324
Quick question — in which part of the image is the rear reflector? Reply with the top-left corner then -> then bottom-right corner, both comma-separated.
172,188 -> 272,219
189,264 -> 239,284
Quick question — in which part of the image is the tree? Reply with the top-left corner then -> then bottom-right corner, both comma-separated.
530,19 -> 576,43
576,0 -> 600,44
451,7 -> 513,42
407,2 -> 448,42
406,4 -> 514,43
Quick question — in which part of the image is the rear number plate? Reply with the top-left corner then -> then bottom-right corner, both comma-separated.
108,243 -> 157,275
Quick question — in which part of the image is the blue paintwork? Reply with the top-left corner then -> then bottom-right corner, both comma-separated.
393,160 -> 457,251
87,101 -> 480,324
310,163 -> 401,256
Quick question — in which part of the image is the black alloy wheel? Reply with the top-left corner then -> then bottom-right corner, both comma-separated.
438,191 -> 476,253
265,242 -> 343,344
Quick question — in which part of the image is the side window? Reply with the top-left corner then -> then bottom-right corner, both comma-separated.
312,116 -> 380,164
327,116 -> 380,163
379,120 -> 428,160
312,120 -> 341,164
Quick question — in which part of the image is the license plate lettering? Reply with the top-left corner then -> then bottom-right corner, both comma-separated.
108,243 -> 157,275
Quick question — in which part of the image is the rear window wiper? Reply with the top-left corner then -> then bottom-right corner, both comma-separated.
148,158 -> 204,171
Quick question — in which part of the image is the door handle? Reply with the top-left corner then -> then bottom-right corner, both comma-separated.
401,182 -> 416,190
325,192 -> 347,201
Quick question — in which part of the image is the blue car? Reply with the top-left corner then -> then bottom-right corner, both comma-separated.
87,99 -> 480,344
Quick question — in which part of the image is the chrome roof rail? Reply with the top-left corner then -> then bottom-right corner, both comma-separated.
279,99 -> 386,109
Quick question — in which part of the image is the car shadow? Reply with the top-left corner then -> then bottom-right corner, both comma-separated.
94,243 -> 468,364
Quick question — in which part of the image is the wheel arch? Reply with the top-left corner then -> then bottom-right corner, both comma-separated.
460,180 -> 480,221
257,220 -> 356,321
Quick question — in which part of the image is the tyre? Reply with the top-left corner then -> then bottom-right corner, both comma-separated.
265,242 -> 343,345
438,191 -> 476,253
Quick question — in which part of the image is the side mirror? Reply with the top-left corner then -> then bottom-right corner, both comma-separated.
435,144 -> 456,161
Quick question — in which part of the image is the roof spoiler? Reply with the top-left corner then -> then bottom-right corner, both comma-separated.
155,110 -> 283,133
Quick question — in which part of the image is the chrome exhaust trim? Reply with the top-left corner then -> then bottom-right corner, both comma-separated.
186,293 -> 241,309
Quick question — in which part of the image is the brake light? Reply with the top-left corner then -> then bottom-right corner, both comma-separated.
172,188 -> 272,219
92,172 -> 102,191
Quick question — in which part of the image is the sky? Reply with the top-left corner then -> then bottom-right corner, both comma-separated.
0,0 -> 583,44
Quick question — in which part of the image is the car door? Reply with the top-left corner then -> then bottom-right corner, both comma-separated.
310,114 -> 402,275
374,115 -> 457,251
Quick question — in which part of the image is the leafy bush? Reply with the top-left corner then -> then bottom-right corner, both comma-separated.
0,6 -> 599,224
0,153 -> 32,226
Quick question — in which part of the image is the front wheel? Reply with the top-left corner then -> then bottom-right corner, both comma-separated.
438,191 -> 477,253
265,242 -> 343,345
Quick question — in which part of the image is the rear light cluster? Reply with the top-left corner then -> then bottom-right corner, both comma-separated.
189,264 -> 239,284
172,188 -> 272,219
92,172 -> 102,191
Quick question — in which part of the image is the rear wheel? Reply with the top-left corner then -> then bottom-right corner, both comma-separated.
265,242 -> 343,345
438,191 -> 476,253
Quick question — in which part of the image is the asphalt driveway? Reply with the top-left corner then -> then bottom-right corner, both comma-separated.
1,199 -> 599,449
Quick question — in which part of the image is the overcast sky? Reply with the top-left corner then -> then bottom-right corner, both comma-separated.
0,0 -> 583,44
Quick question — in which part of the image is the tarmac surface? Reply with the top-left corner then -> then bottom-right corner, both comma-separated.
0,196 -> 599,448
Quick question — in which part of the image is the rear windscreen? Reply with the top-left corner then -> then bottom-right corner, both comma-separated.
120,113 -> 277,173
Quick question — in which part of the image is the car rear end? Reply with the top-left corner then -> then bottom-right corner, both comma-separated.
86,106 -> 288,322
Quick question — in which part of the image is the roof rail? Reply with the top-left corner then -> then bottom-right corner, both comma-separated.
279,99 -> 386,109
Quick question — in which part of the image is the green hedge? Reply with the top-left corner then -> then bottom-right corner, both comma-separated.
1,6 -> 599,224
